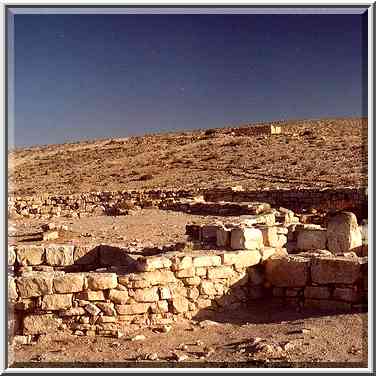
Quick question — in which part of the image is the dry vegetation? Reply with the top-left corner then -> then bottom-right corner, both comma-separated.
8,117 -> 367,196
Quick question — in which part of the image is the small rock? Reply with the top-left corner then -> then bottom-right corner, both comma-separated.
162,325 -> 172,333
130,334 -> 146,341
195,340 -> 204,346
13,335 -> 31,345
74,330 -> 84,336
173,353 -> 189,362
147,353 -> 159,361
199,320 -> 219,328
177,344 -> 188,351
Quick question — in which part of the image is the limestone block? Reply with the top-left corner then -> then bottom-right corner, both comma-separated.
185,224 -> 202,241
182,276 -> 201,286
193,255 -> 221,268
207,266 -> 235,280
196,298 -> 212,309
97,316 -> 116,323
159,287 -> 171,300
258,226 -> 279,247
259,247 -> 276,261
170,285 -> 188,298
16,245 -> 44,266
202,224 -> 220,244
327,212 -> 362,254
333,287 -> 360,303
156,300 -> 169,313
74,244 -> 99,265
23,314 -> 62,334
195,267 -> 207,277
77,290 -> 105,301
8,246 -> 16,266
43,230 -> 59,241
172,296 -> 190,313
136,256 -> 172,272
59,307 -> 86,316
277,235 -> 288,248
265,255 -> 310,287
230,227 -> 263,250
108,289 -> 129,304
187,287 -> 200,301
175,267 -> 195,278
221,250 -> 261,267
16,274 -> 53,298
45,244 -> 74,266
171,256 -> 192,271
311,257 -> 361,284
96,302 -> 116,316
131,287 -> 159,302
229,271 -> 248,286
200,280 -> 217,296
216,226 -> 231,248
115,303 -> 150,315
84,303 -> 101,316
8,277 -> 18,302
14,298 -> 35,311
53,274 -> 84,293
304,286 -> 331,300
41,294 -> 73,310
297,229 -> 327,250
87,273 -> 117,290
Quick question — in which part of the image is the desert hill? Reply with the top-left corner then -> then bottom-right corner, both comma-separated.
8,117 -> 367,196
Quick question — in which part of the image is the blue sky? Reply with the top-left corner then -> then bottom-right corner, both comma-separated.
10,11 -> 367,147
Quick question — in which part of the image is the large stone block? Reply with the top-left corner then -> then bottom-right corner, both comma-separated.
297,229 -> 327,250
258,226 -> 279,247
136,256 -> 172,272
171,256 -> 192,271
265,255 -> 310,287
53,274 -> 85,293
8,277 -> 18,302
202,224 -> 220,244
45,244 -> 74,266
311,257 -> 361,284
207,266 -> 235,279
77,290 -> 105,301
41,294 -> 73,310
74,244 -> 99,265
108,289 -> 129,304
333,287 -> 360,303
16,245 -> 44,266
115,303 -> 150,315
16,274 -> 53,298
87,273 -> 117,290
192,255 -> 221,268
200,280 -> 217,295
131,287 -> 159,302
175,267 -> 195,278
327,212 -> 362,254
304,286 -> 331,300
23,314 -> 62,334
221,250 -> 261,267
172,296 -> 189,313
230,227 -> 263,250
304,299 -> 352,312
216,226 -> 231,248
96,302 -> 116,316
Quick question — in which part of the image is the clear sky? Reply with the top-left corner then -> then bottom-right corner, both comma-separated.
11,11 -> 367,147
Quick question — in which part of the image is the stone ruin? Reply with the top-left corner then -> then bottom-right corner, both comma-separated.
8,185 -> 368,345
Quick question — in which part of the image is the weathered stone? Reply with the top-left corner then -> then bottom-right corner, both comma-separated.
8,246 -> 16,266
9,277 -> 18,302
43,230 -> 59,241
77,290 -> 105,301
176,267 -> 195,278
200,280 -> 217,296
87,273 -> 117,290
183,276 -> 201,286
207,266 -> 235,279
131,287 -> 159,302
202,224 -> 220,244
136,256 -> 172,272
170,285 -> 188,298
115,303 -> 150,315
265,256 -> 310,287
304,286 -> 331,300
259,246 -> 276,261
159,287 -> 171,300
41,294 -> 73,310
74,244 -> 99,265
171,256 -> 192,271
297,229 -> 327,250
304,299 -> 352,312
216,226 -> 231,248
97,316 -> 116,323
23,314 -> 62,334
157,300 -> 169,313
195,267 -> 207,277
333,287 -> 360,303
108,289 -> 129,304
311,257 -> 361,284
16,274 -> 53,298
59,307 -> 86,316
96,302 -> 116,316
16,245 -> 44,266
327,212 -> 362,254
53,274 -> 84,293
187,287 -> 200,301
172,296 -> 190,313
221,250 -> 261,267
14,298 -> 35,311
193,255 -> 221,268
45,244 -> 74,266
13,335 -> 32,345
258,226 -> 279,247
196,298 -> 212,309
84,303 -> 101,316
230,227 -> 263,250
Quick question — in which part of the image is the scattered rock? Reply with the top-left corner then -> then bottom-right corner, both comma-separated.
130,334 -> 146,341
